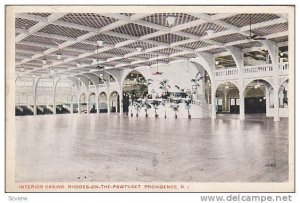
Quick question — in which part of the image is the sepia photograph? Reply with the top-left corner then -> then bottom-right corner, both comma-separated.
5,5 -> 295,192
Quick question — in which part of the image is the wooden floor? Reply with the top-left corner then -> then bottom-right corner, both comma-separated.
15,113 -> 289,182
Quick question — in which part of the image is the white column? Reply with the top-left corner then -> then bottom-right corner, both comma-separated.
273,88 -> 280,121
33,78 -> 37,116
70,99 -> 74,114
87,95 -> 90,115
119,91 -> 123,115
78,97 -> 80,114
107,96 -> 110,115
33,96 -> 37,116
70,85 -> 73,114
53,98 -> 56,115
53,78 -> 57,115
265,88 -> 270,117
96,100 -> 99,114
211,85 -> 216,119
224,89 -> 228,112
239,91 -> 245,120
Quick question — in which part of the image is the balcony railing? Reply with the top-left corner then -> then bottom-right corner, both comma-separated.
279,62 -> 289,74
215,67 -> 238,78
243,64 -> 273,75
214,63 -> 289,80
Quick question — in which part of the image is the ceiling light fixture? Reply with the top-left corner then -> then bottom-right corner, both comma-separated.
77,62 -> 81,67
206,29 -> 215,36
97,40 -> 104,46
20,66 -> 25,72
152,55 -> 163,75
136,47 -> 142,52
56,52 -> 62,60
42,58 -> 47,65
166,16 -> 176,26
215,61 -> 219,65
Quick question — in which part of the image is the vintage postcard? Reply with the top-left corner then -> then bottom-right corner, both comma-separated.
5,5 -> 295,192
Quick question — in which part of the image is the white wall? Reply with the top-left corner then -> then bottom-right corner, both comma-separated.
135,61 -> 200,95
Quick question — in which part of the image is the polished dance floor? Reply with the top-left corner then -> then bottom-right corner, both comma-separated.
15,114 -> 289,182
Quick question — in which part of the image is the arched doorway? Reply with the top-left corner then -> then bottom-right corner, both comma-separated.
88,93 -> 97,113
244,79 -> 272,115
279,79 -> 289,117
79,93 -> 87,114
55,78 -> 72,114
279,79 -> 288,108
215,82 -> 240,114
72,95 -> 78,113
15,76 -> 35,116
98,92 -> 108,113
109,91 -> 119,113
122,70 -> 149,113
36,77 -> 54,115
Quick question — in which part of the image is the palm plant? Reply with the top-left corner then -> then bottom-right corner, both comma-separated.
136,77 -> 152,97
159,79 -> 170,99
133,99 -> 142,117
129,89 -> 138,117
174,85 -> 187,98
151,99 -> 161,118
142,99 -> 152,117
170,103 -> 180,119
184,99 -> 192,119
191,72 -> 203,86
161,99 -> 167,118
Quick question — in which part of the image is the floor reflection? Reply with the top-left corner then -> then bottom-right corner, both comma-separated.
15,114 -> 289,182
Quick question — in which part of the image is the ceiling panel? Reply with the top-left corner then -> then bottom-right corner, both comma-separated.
180,41 -> 212,49
205,47 -> 227,54
156,48 -> 178,55
59,13 -> 118,28
149,33 -> 188,44
125,41 -> 156,50
211,33 -> 248,44
222,13 -> 280,27
269,35 -> 288,43
111,23 -> 158,37
16,44 -> 48,52
15,18 -> 38,29
28,13 -> 52,17
21,35 -> 66,45
141,13 -> 199,27
183,22 -> 227,36
39,24 -> 89,38
69,42 -> 96,50
86,33 -> 127,44
252,22 -> 288,36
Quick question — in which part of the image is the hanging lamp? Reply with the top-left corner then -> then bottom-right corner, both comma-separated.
152,55 -> 163,75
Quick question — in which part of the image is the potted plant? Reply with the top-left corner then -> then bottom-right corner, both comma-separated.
133,99 -> 142,117
161,99 -> 168,118
170,103 -> 180,119
151,99 -> 161,118
174,85 -> 187,98
159,79 -> 170,99
142,99 -> 151,117
184,98 -> 192,119
129,89 -> 138,117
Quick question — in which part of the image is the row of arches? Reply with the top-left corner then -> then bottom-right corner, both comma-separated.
76,91 -> 120,114
214,79 -> 289,116
16,56 -> 289,121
